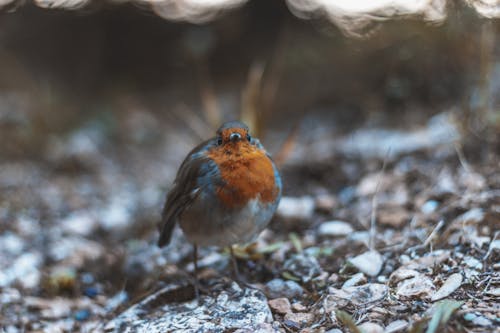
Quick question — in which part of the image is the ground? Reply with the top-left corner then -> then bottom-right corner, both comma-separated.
0,107 -> 498,332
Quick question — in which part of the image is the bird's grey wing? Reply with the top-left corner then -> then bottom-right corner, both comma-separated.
157,139 -> 216,247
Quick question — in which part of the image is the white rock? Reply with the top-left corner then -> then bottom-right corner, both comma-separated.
396,275 -> 435,298
463,256 -> 483,270
484,287 -> 500,297
385,320 -> 408,333
106,282 -> 272,332
276,196 -> 315,220
455,208 -> 485,224
421,200 -> 439,214
389,268 -> 419,285
348,251 -> 384,277
357,322 -> 384,333
318,221 -> 353,236
342,273 -> 366,289
329,283 -> 388,306
431,273 -> 463,301
0,252 -> 42,289
61,212 -> 97,236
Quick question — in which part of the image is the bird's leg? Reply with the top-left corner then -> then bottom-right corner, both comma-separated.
229,245 -> 240,280
193,243 -> 200,301
228,245 -> 257,297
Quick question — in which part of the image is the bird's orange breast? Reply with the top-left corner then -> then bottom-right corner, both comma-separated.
206,143 -> 279,208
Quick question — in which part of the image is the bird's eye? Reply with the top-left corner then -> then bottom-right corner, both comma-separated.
229,133 -> 241,142
246,134 -> 252,142
217,137 -> 223,145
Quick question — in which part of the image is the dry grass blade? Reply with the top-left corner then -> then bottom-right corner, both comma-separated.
274,119 -> 302,167
369,148 -> 391,250
289,232 -> 303,253
336,310 -> 362,333
425,300 -> 463,333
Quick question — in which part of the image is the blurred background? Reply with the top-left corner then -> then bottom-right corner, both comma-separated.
0,0 -> 499,331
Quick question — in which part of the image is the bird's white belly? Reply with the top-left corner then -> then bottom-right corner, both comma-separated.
179,197 -> 276,247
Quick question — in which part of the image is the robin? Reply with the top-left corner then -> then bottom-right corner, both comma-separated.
157,121 -> 282,291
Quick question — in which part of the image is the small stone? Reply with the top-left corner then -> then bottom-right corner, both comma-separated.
74,309 -> 91,321
283,254 -> 322,283
291,302 -> 307,312
105,291 -> 128,312
268,298 -> 291,315
431,273 -> 463,301
347,231 -> 370,247
463,256 -> 483,270
385,320 -> 408,333
329,283 -> 388,306
284,312 -> 314,326
328,273 -> 339,283
315,194 -> 337,211
317,221 -> 353,237
463,313 -> 492,326
61,212 -> 97,236
454,208 -> 485,224
404,250 -> 450,269
377,206 -> 409,227
396,275 -> 435,298
342,273 -> 366,289
421,200 -> 439,214
265,279 -> 304,299
389,268 -> 419,285
276,196 -> 315,220
348,251 -> 384,277
357,322 -> 384,333
484,287 -> 500,297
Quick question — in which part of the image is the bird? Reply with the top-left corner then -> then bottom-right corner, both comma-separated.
157,121 -> 282,293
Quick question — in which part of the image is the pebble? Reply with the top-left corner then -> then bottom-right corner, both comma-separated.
315,194 -> 337,211
0,252 -> 42,289
463,256 -> 483,270
317,221 -> 353,237
385,320 -> 408,333
342,273 -> 366,289
283,254 -> 322,283
329,283 -> 388,306
283,312 -> 314,326
60,213 -> 97,236
276,196 -> 315,220
389,268 -> 419,285
268,298 -> 291,315
396,275 -> 435,298
357,322 -> 384,333
265,279 -> 304,299
74,309 -> 91,321
105,291 -> 128,312
421,200 -> 439,214
463,313 -> 492,327
291,302 -> 307,312
455,208 -> 485,224
348,250 -> 384,277
431,273 -> 463,301
0,232 -> 25,256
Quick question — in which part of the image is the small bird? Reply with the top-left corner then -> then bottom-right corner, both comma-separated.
158,121 -> 282,289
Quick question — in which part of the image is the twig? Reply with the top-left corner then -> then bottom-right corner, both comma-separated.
454,143 -> 472,173
369,148 -> 391,250
483,231 -> 499,260
422,220 -> 445,248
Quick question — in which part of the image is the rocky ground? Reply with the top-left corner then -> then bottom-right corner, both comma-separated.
0,109 -> 498,332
